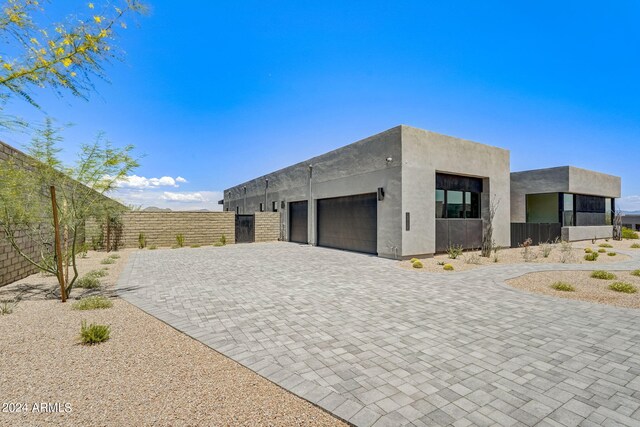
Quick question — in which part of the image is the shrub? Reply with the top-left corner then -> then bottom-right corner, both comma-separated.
213,242 -> 223,247
75,275 -> 101,289
584,248 -> 593,253
447,244 -> 463,259
410,258 -> 419,264
138,232 -> 146,249
443,264 -> 454,271
220,234 -> 227,245
72,296 -> 113,311
590,270 -> 616,280
108,254 -> 120,259
79,321 -> 111,345
190,244 -> 201,248
609,282 -> 637,294
607,252 -> 617,257
0,299 -> 18,315
584,253 -> 599,262
622,227 -> 639,239
464,253 -> 482,265
79,242 -> 89,258
100,257 -> 115,265
631,269 -> 640,277
412,260 -> 424,269
551,282 -> 575,292
598,248 -> 606,253
539,243 -> 553,258
436,261 -> 445,266
598,243 -> 613,248
176,234 -> 185,247
631,243 -> 640,249
86,269 -> 108,279
559,240 -> 575,263
149,245 -> 157,250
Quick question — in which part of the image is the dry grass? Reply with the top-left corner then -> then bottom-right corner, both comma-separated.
506,270 -> 640,309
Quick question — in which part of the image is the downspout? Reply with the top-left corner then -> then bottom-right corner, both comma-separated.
265,179 -> 269,212
243,186 -> 247,214
308,165 -> 313,245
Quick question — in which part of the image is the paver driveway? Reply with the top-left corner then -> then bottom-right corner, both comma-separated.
118,243 -> 640,426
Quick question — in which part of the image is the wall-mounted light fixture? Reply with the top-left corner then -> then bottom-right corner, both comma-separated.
386,157 -> 393,164
377,187 -> 385,201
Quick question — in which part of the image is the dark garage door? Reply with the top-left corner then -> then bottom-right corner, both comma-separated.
317,193 -> 377,254
289,201 -> 308,243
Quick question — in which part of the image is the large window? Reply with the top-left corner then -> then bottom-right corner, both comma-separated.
560,193 -> 614,226
435,189 -> 481,219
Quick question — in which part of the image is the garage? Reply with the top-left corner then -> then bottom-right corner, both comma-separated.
317,193 -> 377,254
289,200 -> 308,243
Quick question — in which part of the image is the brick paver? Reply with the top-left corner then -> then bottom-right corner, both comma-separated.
118,243 -> 640,426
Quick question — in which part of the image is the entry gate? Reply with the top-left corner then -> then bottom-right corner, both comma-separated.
235,214 -> 255,243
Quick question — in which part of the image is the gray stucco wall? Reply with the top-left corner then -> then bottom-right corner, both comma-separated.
510,166 -> 621,223
223,127 -> 403,258
562,225 -> 612,242
400,126 -> 511,256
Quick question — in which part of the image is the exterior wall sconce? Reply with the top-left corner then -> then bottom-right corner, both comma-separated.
377,187 -> 385,201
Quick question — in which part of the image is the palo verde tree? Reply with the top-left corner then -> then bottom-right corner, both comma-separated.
0,1 -> 145,300
0,119 -> 138,299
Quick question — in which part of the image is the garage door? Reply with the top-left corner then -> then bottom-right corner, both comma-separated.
289,201 -> 308,243
317,193 -> 377,254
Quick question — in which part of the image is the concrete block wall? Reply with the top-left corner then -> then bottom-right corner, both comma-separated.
87,211 -> 237,248
254,212 -> 281,242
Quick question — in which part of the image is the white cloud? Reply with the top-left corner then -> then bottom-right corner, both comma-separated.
110,188 -> 223,211
113,174 -> 188,189
161,191 -> 207,202
618,195 -> 640,212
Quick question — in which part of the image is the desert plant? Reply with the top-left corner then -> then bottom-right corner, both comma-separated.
598,248 -> 606,253
559,240 -> 575,263
447,244 -> 463,259
630,269 -> 640,277
464,253 -> 482,265
481,196 -> 500,257
190,244 -> 201,248
220,235 -> 227,246
86,269 -> 108,279
599,243 -> 613,248
631,243 -> 640,249
149,245 -> 157,250
412,260 -> 424,269
213,242 -> 223,247
551,282 -> 575,292
79,321 -> 111,345
176,234 -> 185,247
0,299 -> 19,315
75,275 -> 101,289
78,243 -> 89,258
622,227 -> 639,239
590,270 -> 616,280
410,258 -> 419,264
609,282 -> 637,294
584,252 -> 599,262
436,261 -> 445,266
100,257 -> 116,265
72,296 -> 113,311
539,242 -> 553,258
584,248 -> 593,253
443,264 -> 454,271
138,232 -> 146,249
520,238 -> 537,262
108,254 -> 120,259
607,252 -> 617,257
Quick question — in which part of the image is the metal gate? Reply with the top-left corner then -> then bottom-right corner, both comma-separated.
317,193 -> 377,254
435,219 -> 483,252
289,201 -> 308,244
510,223 -> 561,248
235,215 -> 255,243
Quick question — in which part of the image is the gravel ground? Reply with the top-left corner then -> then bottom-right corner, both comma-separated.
506,270 -> 640,309
401,239 -> 637,273
0,250 -> 345,427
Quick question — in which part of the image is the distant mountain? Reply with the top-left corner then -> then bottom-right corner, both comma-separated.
622,211 -> 640,215
142,206 -> 172,212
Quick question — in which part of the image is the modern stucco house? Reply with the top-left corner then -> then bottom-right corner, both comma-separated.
223,125 -> 621,259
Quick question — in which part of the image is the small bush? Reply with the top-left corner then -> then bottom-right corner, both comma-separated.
75,275 -> 101,289
176,234 -> 185,247
622,227 -> 639,240
551,282 -> 575,292
220,234 -> 227,246
539,243 -> 553,258
213,242 -> 223,247
598,243 -> 613,248
412,260 -> 424,269
447,244 -> 463,259
149,245 -> 157,250
108,254 -> 120,259
190,244 -> 201,248
100,257 -> 115,265
72,296 -> 113,311
443,264 -> 454,271
584,248 -> 593,253
630,269 -> 640,277
598,248 -> 606,253
436,261 -> 445,266
584,253 -> 599,262
138,232 -> 146,249
79,321 -> 111,345
630,243 -> 640,249
609,282 -> 637,294
607,252 -> 617,257
410,258 -> 419,264
0,299 -> 18,315
559,240 -> 575,263
86,269 -> 108,279
464,253 -> 482,265
590,270 -> 616,280
79,242 -> 89,258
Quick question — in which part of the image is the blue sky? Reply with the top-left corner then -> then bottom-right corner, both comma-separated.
3,1 -> 640,211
